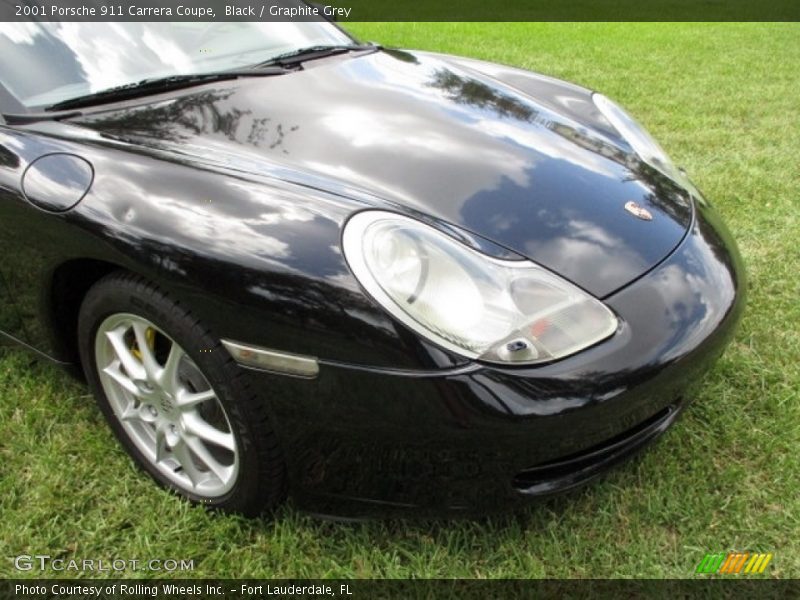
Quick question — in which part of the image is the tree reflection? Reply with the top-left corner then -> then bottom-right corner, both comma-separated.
548,121 -> 692,224
81,89 -> 244,145
79,88 -> 298,154
426,68 -> 693,228
427,68 -> 540,123
0,144 -> 19,169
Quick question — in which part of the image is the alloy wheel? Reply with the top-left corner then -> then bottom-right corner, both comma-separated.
94,313 -> 238,497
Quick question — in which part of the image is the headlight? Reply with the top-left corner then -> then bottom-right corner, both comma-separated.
593,93 -> 689,187
342,211 -> 618,365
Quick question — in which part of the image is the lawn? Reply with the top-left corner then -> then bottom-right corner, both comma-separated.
1,22 -> 798,579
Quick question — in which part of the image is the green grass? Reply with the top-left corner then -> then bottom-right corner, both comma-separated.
1,23 -> 798,579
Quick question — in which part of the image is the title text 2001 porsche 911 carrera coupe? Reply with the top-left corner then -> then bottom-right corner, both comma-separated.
0,19 -> 744,517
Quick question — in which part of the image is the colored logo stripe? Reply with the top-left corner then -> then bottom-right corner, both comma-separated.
696,552 -> 772,574
721,553 -> 748,573
696,553 -> 726,573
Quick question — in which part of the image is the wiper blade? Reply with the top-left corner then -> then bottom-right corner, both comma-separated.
259,43 -> 380,67
44,67 -> 289,112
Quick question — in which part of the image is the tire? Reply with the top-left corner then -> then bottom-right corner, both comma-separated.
78,271 -> 286,516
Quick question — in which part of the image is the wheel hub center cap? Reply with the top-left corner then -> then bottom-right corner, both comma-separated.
157,394 -> 176,417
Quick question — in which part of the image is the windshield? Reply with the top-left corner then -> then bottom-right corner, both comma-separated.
0,22 -> 354,109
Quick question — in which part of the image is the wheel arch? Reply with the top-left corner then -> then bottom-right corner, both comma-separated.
47,258 -> 127,372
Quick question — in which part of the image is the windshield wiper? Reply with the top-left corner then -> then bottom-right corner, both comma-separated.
258,43 -> 380,67
44,67 -> 290,112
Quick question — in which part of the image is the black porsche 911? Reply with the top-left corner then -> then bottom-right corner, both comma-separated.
0,19 -> 744,517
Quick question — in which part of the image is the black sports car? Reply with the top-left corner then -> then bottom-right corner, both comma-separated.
0,20 -> 745,517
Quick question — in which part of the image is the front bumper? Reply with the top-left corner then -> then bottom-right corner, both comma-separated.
247,200 -> 745,517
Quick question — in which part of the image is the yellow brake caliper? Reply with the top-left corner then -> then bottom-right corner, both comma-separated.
131,327 -> 156,362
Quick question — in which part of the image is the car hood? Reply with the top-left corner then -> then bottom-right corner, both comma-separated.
69,48 -> 692,298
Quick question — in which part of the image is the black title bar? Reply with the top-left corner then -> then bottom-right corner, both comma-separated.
4,579 -> 800,599
1,0 -> 798,22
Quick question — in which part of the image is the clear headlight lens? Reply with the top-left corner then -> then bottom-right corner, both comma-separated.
593,93 -> 689,186
343,211 -> 618,365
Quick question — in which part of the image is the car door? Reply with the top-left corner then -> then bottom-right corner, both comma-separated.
0,80 -> 68,352
0,107 -> 33,346
0,83 -> 102,360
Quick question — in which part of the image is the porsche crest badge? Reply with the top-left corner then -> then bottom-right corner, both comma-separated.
624,201 -> 653,221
